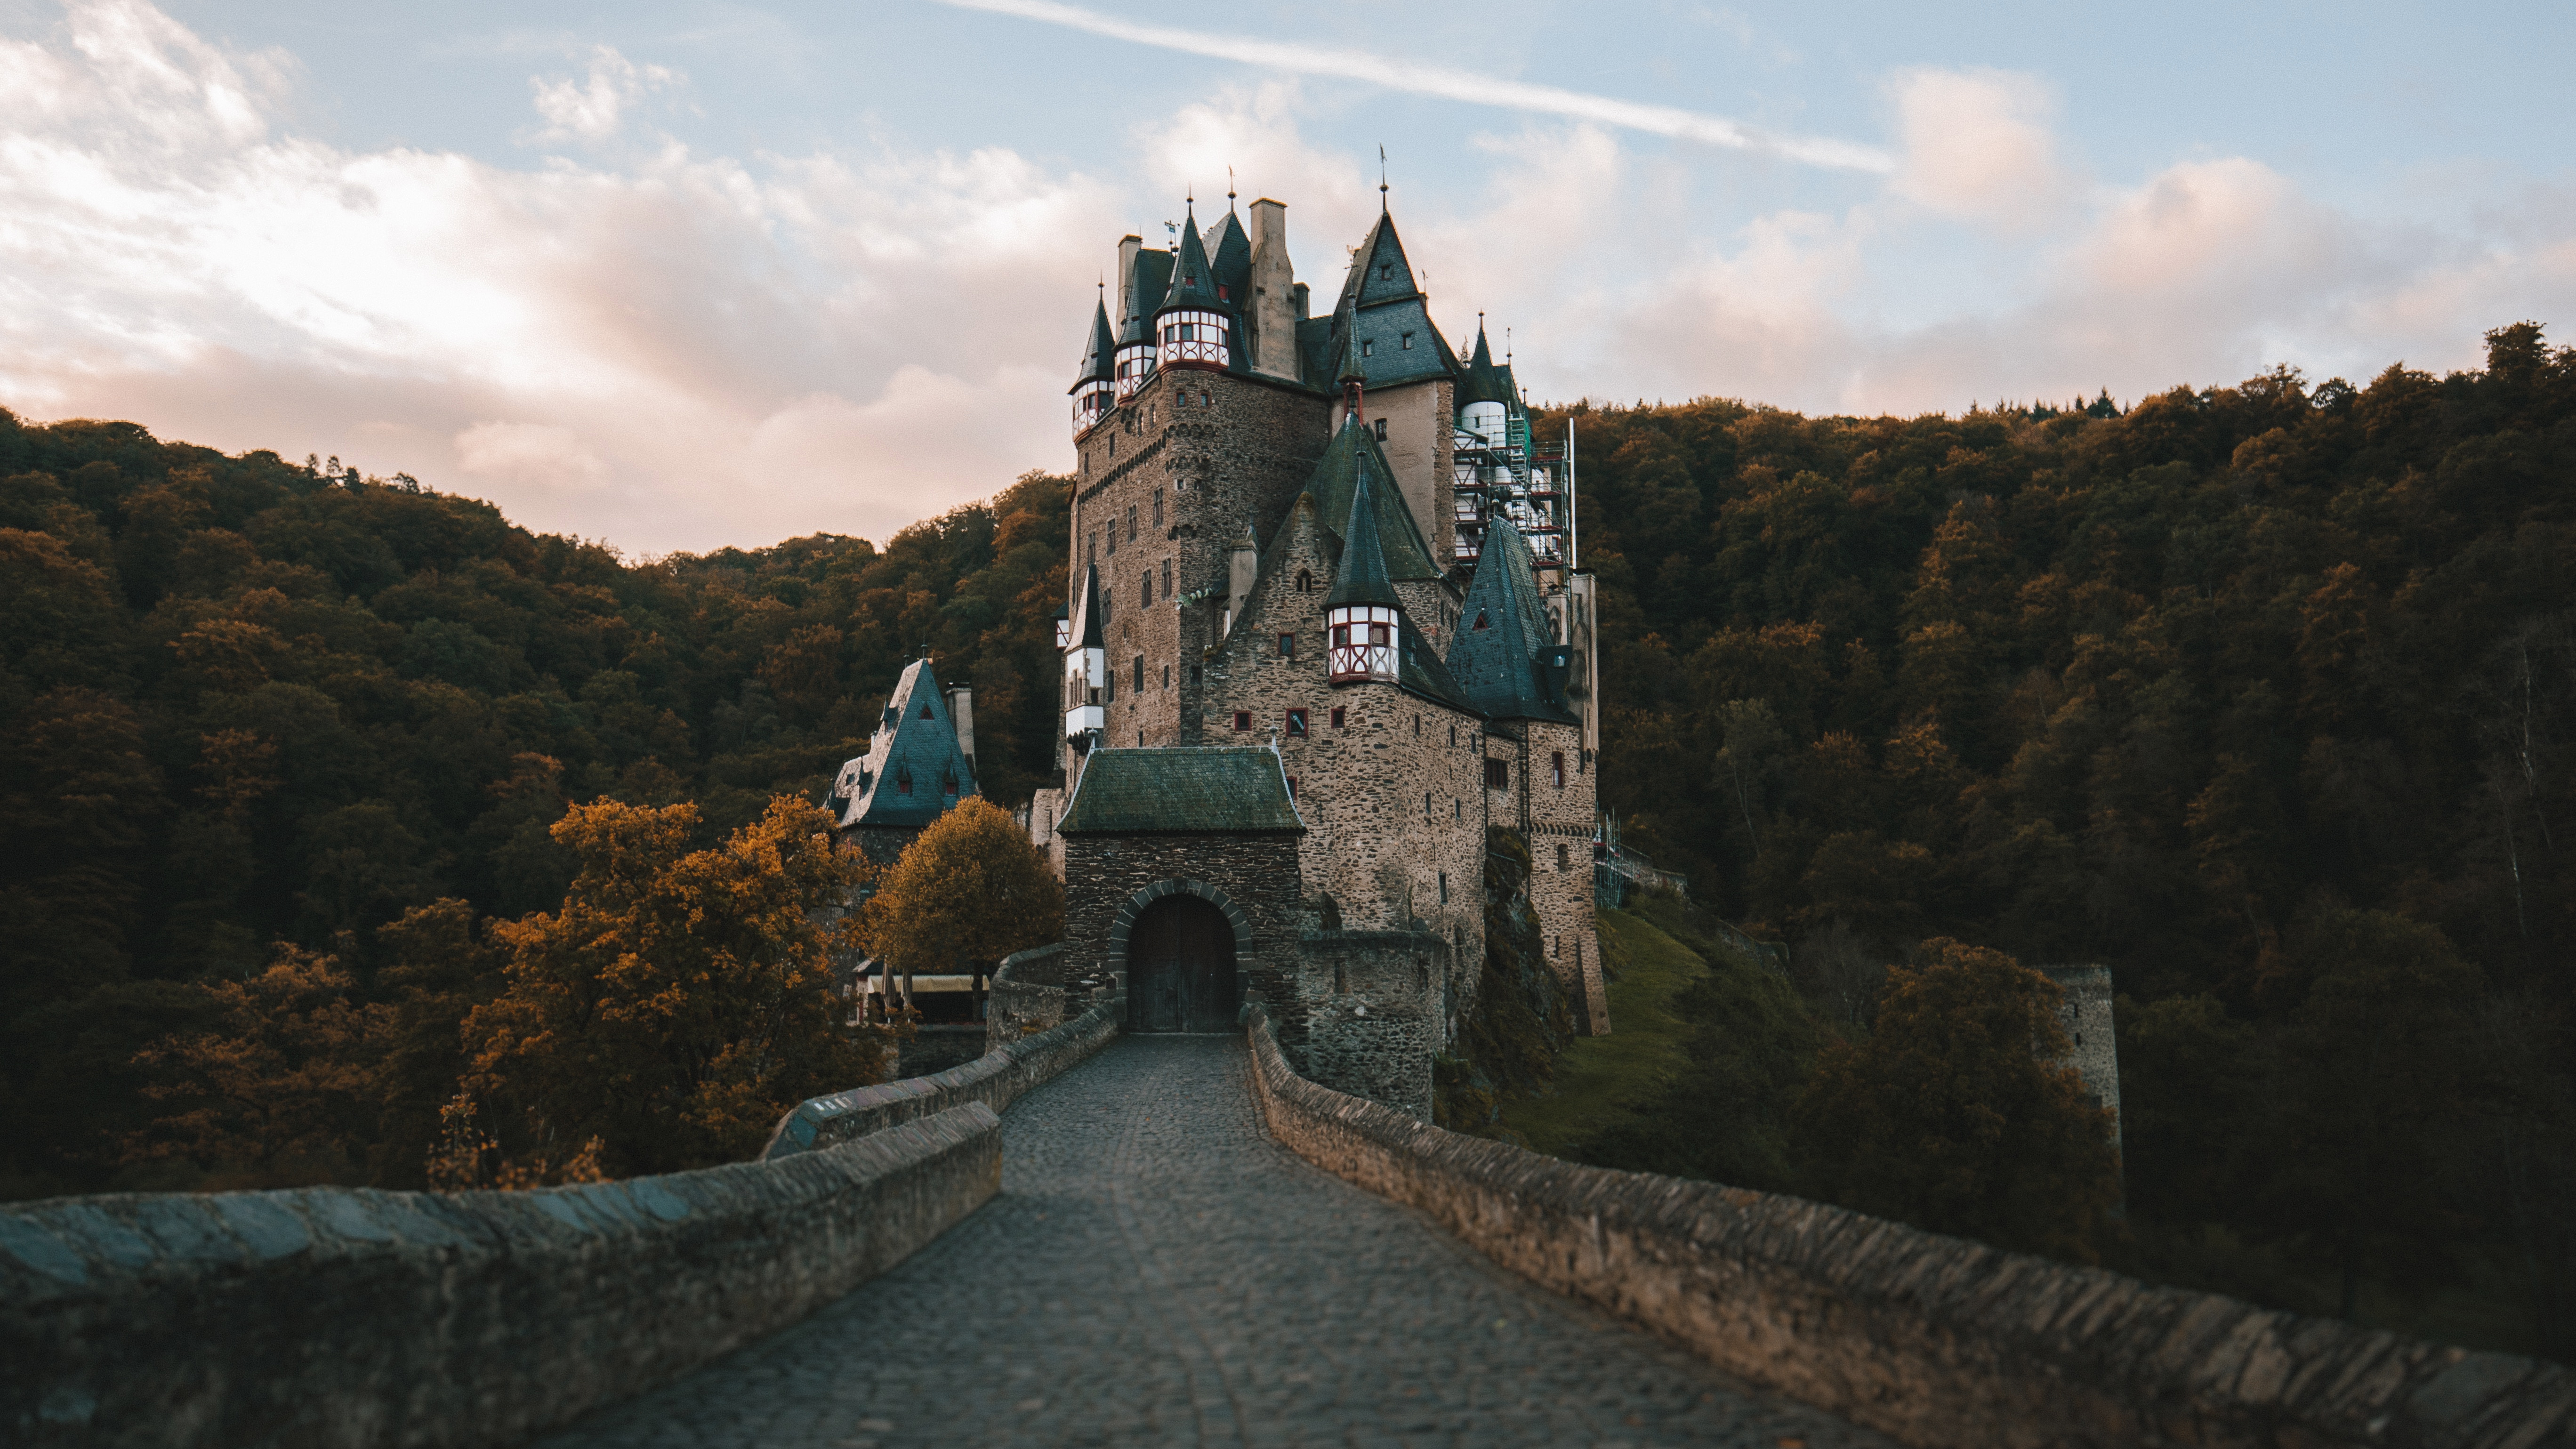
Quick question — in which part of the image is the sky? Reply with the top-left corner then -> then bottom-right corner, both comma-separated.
2,0 -> 2570,555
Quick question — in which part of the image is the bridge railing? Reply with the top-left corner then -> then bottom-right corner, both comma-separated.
1240,1004 -> 2573,1449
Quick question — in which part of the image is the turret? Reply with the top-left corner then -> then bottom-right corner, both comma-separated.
1063,563 -> 1107,745
1155,201 -> 1234,371
1070,290 -> 1116,438
1458,321 -> 1510,445
1113,243 -> 1169,400
1325,461 -> 1402,685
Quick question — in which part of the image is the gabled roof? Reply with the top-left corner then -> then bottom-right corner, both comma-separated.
1204,209 -> 1250,304
1324,461 -> 1401,609
1446,521 -> 1578,725
1071,296 -> 1116,391
1301,417 -> 1441,581
832,659 -> 981,829
1119,248 -> 1173,346
1057,747 -> 1305,834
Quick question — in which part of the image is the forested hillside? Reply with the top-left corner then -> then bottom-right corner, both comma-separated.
1546,323 -> 2576,1356
0,414 -> 1067,1195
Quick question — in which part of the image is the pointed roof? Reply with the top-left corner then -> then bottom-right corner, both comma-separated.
1301,417 -> 1441,581
1118,248 -> 1173,346
1458,322 -> 1511,406
1071,296 -> 1116,391
1070,563 -> 1105,649
1158,203 -> 1223,314
1446,521 -> 1578,724
1336,311 -> 1367,386
1324,461 -> 1402,609
1338,212 -> 1421,311
1204,209 -> 1250,304
833,659 -> 981,829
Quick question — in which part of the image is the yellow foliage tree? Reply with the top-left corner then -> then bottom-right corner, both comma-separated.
462,795 -> 882,1179
856,796 -> 1064,989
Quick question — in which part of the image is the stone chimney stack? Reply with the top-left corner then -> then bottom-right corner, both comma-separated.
1248,199 -> 1296,381
945,683 -> 975,767
1115,233 -> 1142,323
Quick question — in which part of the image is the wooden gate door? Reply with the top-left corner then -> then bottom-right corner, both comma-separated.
1126,895 -> 1239,1033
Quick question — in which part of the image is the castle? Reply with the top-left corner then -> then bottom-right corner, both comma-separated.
835,190 -> 1608,1113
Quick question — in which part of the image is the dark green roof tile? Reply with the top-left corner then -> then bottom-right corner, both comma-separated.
1447,522 -> 1578,724
1057,747 -> 1305,834
834,659 -> 981,829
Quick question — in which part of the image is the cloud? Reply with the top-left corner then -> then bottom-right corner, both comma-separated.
933,0 -> 1894,174
1888,67 -> 2076,232
527,46 -> 680,145
455,421 -> 609,491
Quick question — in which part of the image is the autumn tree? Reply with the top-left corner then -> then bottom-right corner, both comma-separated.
462,796 -> 882,1179
1794,938 -> 2120,1262
855,795 -> 1064,991
124,944 -> 395,1188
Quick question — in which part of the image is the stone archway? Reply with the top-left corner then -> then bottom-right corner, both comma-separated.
1113,879 -> 1250,1033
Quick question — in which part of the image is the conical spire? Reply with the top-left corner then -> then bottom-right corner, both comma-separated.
1325,459 -> 1401,609
1446,520 -> 1576,724
1458,318 -> 1509,406
1159,201 -> 1222,313
1336,314 -> 1367,386
1118,245 -> 1169,346
1073,563 -> 1105,648
1075,293 -> 1116,386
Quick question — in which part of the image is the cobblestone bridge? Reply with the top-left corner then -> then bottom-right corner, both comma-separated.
541,1036 -> 1892,1449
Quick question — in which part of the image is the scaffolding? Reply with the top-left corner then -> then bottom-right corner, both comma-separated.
1451,402 -> 1571,580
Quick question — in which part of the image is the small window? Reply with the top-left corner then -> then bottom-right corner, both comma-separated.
1453,797 -> 1462,819
1233,710 -> 1252,731
1552,751 -> 1565,788
1286,775 -> 1298,800
1401,331 -> 1414,350
1449,724 -> 1457,746
1439,870 -> 1449,904
1201,391 -> 1210,408
1330,706 -> 1346,729
1424,791 -> 1432,817
1361,339 -> 1373,357
1162,663 -> 1170,689
944,771 -> 959,797
1379,264 -> 1392,280
920,701 -> 934,719
1105,672 -> 1115,702
1413,715 -> 1421,737
1153,488 -> 1163,524
1556,843 -> 1570,870
1107,520 -> 1118,555
1373,418 -> 1387,442
1296,569 -> 1313,593
1473,610 -> 1489,630
1127,507 -> 1137,541
896,768 -> 913,795
1484,758 -> 1508,788
1285,708 -> 1309,737
1109,434 -> 1116,457
1279,632 -> 1296,658
1191,665 -> 1202,686
1142,569 -> 1152,605
1133,655 -> 1144,692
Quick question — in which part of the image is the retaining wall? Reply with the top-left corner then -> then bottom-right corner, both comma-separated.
1,1105 -> 1001,1449
765,992 -> 1121,1160
1242,1006 -> 2575,1449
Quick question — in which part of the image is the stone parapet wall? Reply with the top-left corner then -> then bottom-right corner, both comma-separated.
765,993 -> 1120,1160
1240,1006 -> 2575,1449
1,1105 -> 1001,1449
986,942 -> 1120,1053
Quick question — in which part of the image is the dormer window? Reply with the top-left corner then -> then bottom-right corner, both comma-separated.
1295,569 -> 1313,594
1217,284 -> 1229,301
897,768 -> 913,795
1361,339 -> 1373,357
1379,264 -> 1392,280
943,770 -> 958,796
921,701 -> 934,719
1374,419 -> 1387,442
1473,610 -> 1490,630
1401,332 -> 1414,350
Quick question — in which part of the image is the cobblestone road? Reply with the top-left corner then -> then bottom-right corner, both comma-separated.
539,1036 -> 1892,1449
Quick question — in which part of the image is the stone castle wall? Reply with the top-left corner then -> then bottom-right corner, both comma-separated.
1289,929 -> 1442,1120
2042,964 -> 2122,1151
1483,720 -> 1604,1032
1332,376 -> 1455,566
1060,832 -> 1304,1016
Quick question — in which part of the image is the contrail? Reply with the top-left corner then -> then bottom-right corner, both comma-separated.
934,0 -> 1896,175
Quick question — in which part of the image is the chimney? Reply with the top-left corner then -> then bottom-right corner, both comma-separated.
1248,199 -> 1296,381
1224,524 -> 1259,638
1115,234 -> 1143,324
945,683 -> 975,767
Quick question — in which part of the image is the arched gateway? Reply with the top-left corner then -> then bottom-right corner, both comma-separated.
1125,894 -> 1241,1032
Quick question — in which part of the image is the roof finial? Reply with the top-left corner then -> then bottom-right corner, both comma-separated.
1227,166 -> 1237,210
1378,145 -> 1389,211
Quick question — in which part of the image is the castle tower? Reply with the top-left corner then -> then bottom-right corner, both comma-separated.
1325,212 -> 1459,566
1448,519 -> 1604,1031
1324,463 -> 1401,685
1113,242 -> 1170,401
1154,201 -> 1238,373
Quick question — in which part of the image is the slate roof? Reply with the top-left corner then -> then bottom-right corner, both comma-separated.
1394,613 -> 1477,715
1056,747 -> 1305,835
1118,248 -> 1174,346
1458,324 -> 1510,407
1204,209 -> 1250,304
830,659 -> 981,829
1158,205 -> 1224,314
1071,295 -> 1115,391
1445,520 -> 1578,725
1070,563 -> 1104,649
1323,462 -> 1401,609
1300,417 -> 1441,582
